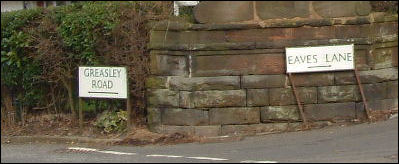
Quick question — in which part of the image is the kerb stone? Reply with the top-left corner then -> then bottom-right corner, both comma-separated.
194,126 -> 221,137
221,123 -> 288,136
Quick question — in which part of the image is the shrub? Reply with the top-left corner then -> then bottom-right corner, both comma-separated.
94,110 -> 128,133
1,1 -> 174,127
1,8 -> 45,108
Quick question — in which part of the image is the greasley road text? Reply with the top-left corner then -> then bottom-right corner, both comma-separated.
83,68 -> 122,78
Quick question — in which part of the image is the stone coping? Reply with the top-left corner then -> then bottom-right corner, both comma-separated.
149,13 -> 397,31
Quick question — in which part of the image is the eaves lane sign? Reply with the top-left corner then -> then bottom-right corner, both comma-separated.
285,44 -> 354,73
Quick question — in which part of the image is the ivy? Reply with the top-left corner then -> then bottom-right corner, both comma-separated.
94,110 -> 127,133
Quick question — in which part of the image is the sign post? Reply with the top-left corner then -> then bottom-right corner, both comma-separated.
78,66 -> 130,131
285,44 -> 371,125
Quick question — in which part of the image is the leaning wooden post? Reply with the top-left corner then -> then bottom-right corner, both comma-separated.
126,76 -> 132,132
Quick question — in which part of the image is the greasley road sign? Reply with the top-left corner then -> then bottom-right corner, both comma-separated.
285,44 -> 354,73
78,66 -> 127,99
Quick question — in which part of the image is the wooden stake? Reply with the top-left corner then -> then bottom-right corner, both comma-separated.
126,76 -> 132,132
79,98 -> 84,130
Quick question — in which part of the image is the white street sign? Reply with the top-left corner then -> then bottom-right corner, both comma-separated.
285,44 -> 354,73
79,67 -> 127,99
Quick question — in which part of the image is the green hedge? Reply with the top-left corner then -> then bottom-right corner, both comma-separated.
1,1 -> 174,119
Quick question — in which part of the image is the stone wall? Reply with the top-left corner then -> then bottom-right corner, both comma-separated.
146,1 -> 398,137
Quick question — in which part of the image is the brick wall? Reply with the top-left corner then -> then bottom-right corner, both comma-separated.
146,10 -> 398,137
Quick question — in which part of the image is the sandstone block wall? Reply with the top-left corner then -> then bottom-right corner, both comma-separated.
146,5 -> 398,137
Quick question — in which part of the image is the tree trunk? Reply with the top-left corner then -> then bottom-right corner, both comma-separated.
61,78 -> 76,119
1,85 -> 15,126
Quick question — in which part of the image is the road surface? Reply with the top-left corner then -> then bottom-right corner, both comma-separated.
1,118 -> 398,163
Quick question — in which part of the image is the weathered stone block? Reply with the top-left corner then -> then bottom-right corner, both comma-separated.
288,73 -> 334,87
190,23 -> 260,31
313,1 -> 371,18
247,89 -> 269,107
194,1 -> 254,24
149,31 -> 189,48
190,42 -> 256,51
357,98 -> 398,111
328,38 -> 372,45
343,16 -> 371,25
150,31 -> 226,46
256,1 -> 309,19
145,76 -> 168,89
304,102 -> 356,121
354,49 -> 371,71
355,1 -> 372,16
226,27 -> 336,43
147,89 -> 179,107
307,18 -> 334,26
333,24 -> 371,39
189,49 -> 285,56
209,107 -> 260,125
226,24 -> 376,45
179,91 -> 194,109
260,106 -> 300,122
162,108 -> 209,126
150,53 -> 187,76
269,87 -> 317,105
335,68 -> 398,85
359,68 -> 398,83
356,98 -> 398,119
370,22 -> 398,38
362,83 -> 387,101
318,85 -> 358,103
242,74 -> 288,88
386,80 -> 398,99
193,126 -> 221,137
221,123 -> 288,136
150,20 -> 191,31
373,41 -> 398,49
393,47 -> 398,67
192,54 -> 285,76
169,76 -> 240,91
147,108 -> 162,131
334,71 -> 357,85
180,90 -> 246,108
372,47 -> 397,69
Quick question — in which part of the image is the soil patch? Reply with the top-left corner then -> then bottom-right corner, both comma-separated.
114,129 -> 201,146
1,113 -> 202,146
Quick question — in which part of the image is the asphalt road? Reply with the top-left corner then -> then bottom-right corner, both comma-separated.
1,117 -> 398,163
